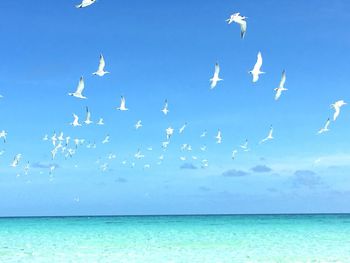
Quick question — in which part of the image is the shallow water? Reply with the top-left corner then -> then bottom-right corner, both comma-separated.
1,214 -> 350,262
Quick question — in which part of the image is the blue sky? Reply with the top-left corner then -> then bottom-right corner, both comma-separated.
0,0 -> 350,216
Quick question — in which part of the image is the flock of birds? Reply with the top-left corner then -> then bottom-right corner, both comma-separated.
0,1 -> 347,181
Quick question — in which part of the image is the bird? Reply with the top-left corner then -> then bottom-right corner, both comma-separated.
24,162 -> 30,175
0,130 -> 7,143
179,123 -> 187,134
275,70 -> 287,100
102,135 -> 110,144
226,13 -> 247,39
10,154 -> 21,168
200,130 -> 207,138
232,150 -> 238,160
180,156 -> 186,161
76,0 -> 96,8
317,118 -> 331,134
69,77 -> 87,99
331,100 -> 347,121
70,114 -> 82,127
93,54 -> 110,77
116,96 -> 129,111
161,99 -> 169,115
97,118 -> 104,126
84,107 -> 93,125
249,52 -> 265,83
135,120 -> 142,129
58,132 -> 64,142
134,149 -> 145,159
42,134 -> 49,141
200,145 -> 207,152
166,127 -> 174,140
51,133 -> 57,146
215,129 -> 222,144
210,63 -> 223,89
240,139 -> 249,151
260,125 -> 274,144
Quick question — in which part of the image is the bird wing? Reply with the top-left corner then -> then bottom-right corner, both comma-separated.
239,20 -> 247,38
98,54 -> 106,71
253,52 -> 263,71
275,88 -> 282,100
214,63 -> 220,76
76,77 -> 85,94
279,70 -> 286,88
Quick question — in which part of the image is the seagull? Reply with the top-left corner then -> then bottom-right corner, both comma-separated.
135,120 -> 142,129
200,130 -> 207,138
179,123 -> 187,134
215,129 -> 222,144
102,135 -> 110,144
84,107 -> 93,125
161,99 -> 169,115
49,165 -> 56,175
70,114 -> 82,127
260,125 -> 274,144
180,156 -> 186,161
51,132 -> 57,146
162,141 -> 170,149
24,162 -> 30,175
200,145 -> 207,152
210,63 -> 223,89
42,134 -> 49,141
69,77 -> 87,99
249,52 -> 265,83
317,118 -> 331,134
65,136 -> 71,146
331,100 -> 347,121
226,13 -> 247,39
232,150 -> 238,160
100,163 -> 108,172
134,149 -> 145,159
274,70 -> 287,100
240,139 -> 249,151
0,130 -> 7,143
97,118 -> 104,125
166,127 -> 174,140
11,154 -> 21,168
76,0 -> 96,8
58,132 -> 64,142
116,96 -> 129,111
93,54 -> 110,77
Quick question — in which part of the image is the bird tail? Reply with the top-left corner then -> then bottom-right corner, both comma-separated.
75,4 -> 82,8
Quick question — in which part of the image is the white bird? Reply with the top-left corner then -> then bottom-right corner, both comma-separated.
179,123 -> 187,134
69,77 -> 87,99
210,63 -> 223,89
249,52 -> 265,83
317,118 -> 331,134
97,118 -> 104,126
93,54 -> 110,77
100,163 -> 108,172
135,120 -> 142,129
11,154 -> 21,168
159,155 -> 164,160
200,130 -> 207,138
134,149 -> 145,159
51,133 -> 57,146
0,130 -> 7,143
102,135 -> 110,144
49,165 -> 56,175
116,96 -> 129,111
147,147 -> 153,151
331,100 -> 347,121
215,129 -> 222,144
65,136 -> 71,146
84,107 -> 93,125
200,145 -> 207,152
76,0 -> 96,8
108,153 -> 116,160
166,127 -> 174,140
144,164 -> 151,169
226,13 -> 247,39
162,141 -> 170,149
24,162 -> 30,175
42,134 -> 49,141
161,99 -> 169,115
180,156 -> 186,161
260,125 -> 274,144
232,150 -> 238,160
240,139 -> 249,151
70,114 -> 82,127
274,70 -> 287,100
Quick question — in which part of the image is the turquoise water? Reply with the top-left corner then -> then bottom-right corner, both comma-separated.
1,215 -> 350,262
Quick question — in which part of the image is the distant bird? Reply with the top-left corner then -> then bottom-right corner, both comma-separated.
42,135 -> 49,141
93,54 -> 110,77
58,132 -> 64,142
260,125 -> 274,144
180,156 -> 186,161
179,123 -> 187,134
226,12 -> 247,39
11,154 -> 21,168
159,155 -> 164,160
100,163 -> 108,172
147,147 -> 153,151
76,0 -> 96,8
317,118 -> 331,134
70,114 -> 82,127
166,127 -> 174,140
331,100 -> 347,121
102,135 -> 110,144
162,141 -> 170,149
249,52 -> 265,83
0,130 -> 7,143
51,133 -> 57,146
134,149 -> 145,159
24,162 -> 30,175
69,77 -> 87,99
97,118 -> 104,126
232,150 -> 238,160
210,63 -> 223,89
135,120 -> 142,129
200,145 -> 207,152
274,70 -> 287,100
240,139 -> 249,151
84,107 -> 93,125
200,130 -> 207,138
161,99 -> 169,115
215,129 -> 222,144
116,96 -> 129,111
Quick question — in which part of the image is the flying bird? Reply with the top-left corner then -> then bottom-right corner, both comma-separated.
135,120 -> 142,129
76,0 -> 96,8
215,129 -> 222,144
240,139 -> 249,151
166,127 -> 174,140
179,123 -> 187,134
249,52 -> 265,83
10,154 -> 21,168
97,118 -> 104,126
331,100 -> 347,121
161,99 -> 169,115
116,96 -> 129,111
232,150 -> 238,160
93,54 -> 110,77
317,118 -> 330,134
260,125 -> 274,144
70,114 -> 82,127
210,63 -> 223,89
84,107 -> 93,125
0,130 -> 7,143
102,135 -> 110,144
200,130 -> 207,138
226,13 -> 247,39
69,77 -> 87,99
274,70 -> 287,100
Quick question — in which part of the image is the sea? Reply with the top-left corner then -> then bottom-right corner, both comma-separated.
0,214 -> 350,262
